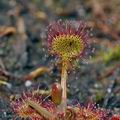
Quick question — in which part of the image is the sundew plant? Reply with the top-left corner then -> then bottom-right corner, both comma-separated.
47,20 -> 89,112
11,20 -> 120,120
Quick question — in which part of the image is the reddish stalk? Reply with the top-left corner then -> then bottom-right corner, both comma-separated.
60,60 -> 68,115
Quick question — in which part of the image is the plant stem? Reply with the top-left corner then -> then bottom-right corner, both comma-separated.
60,60 -> 68,114
27,100 -> 55,119
0,80 -> 10,87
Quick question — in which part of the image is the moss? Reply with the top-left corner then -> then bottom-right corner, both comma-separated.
103,45 -> 120,64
